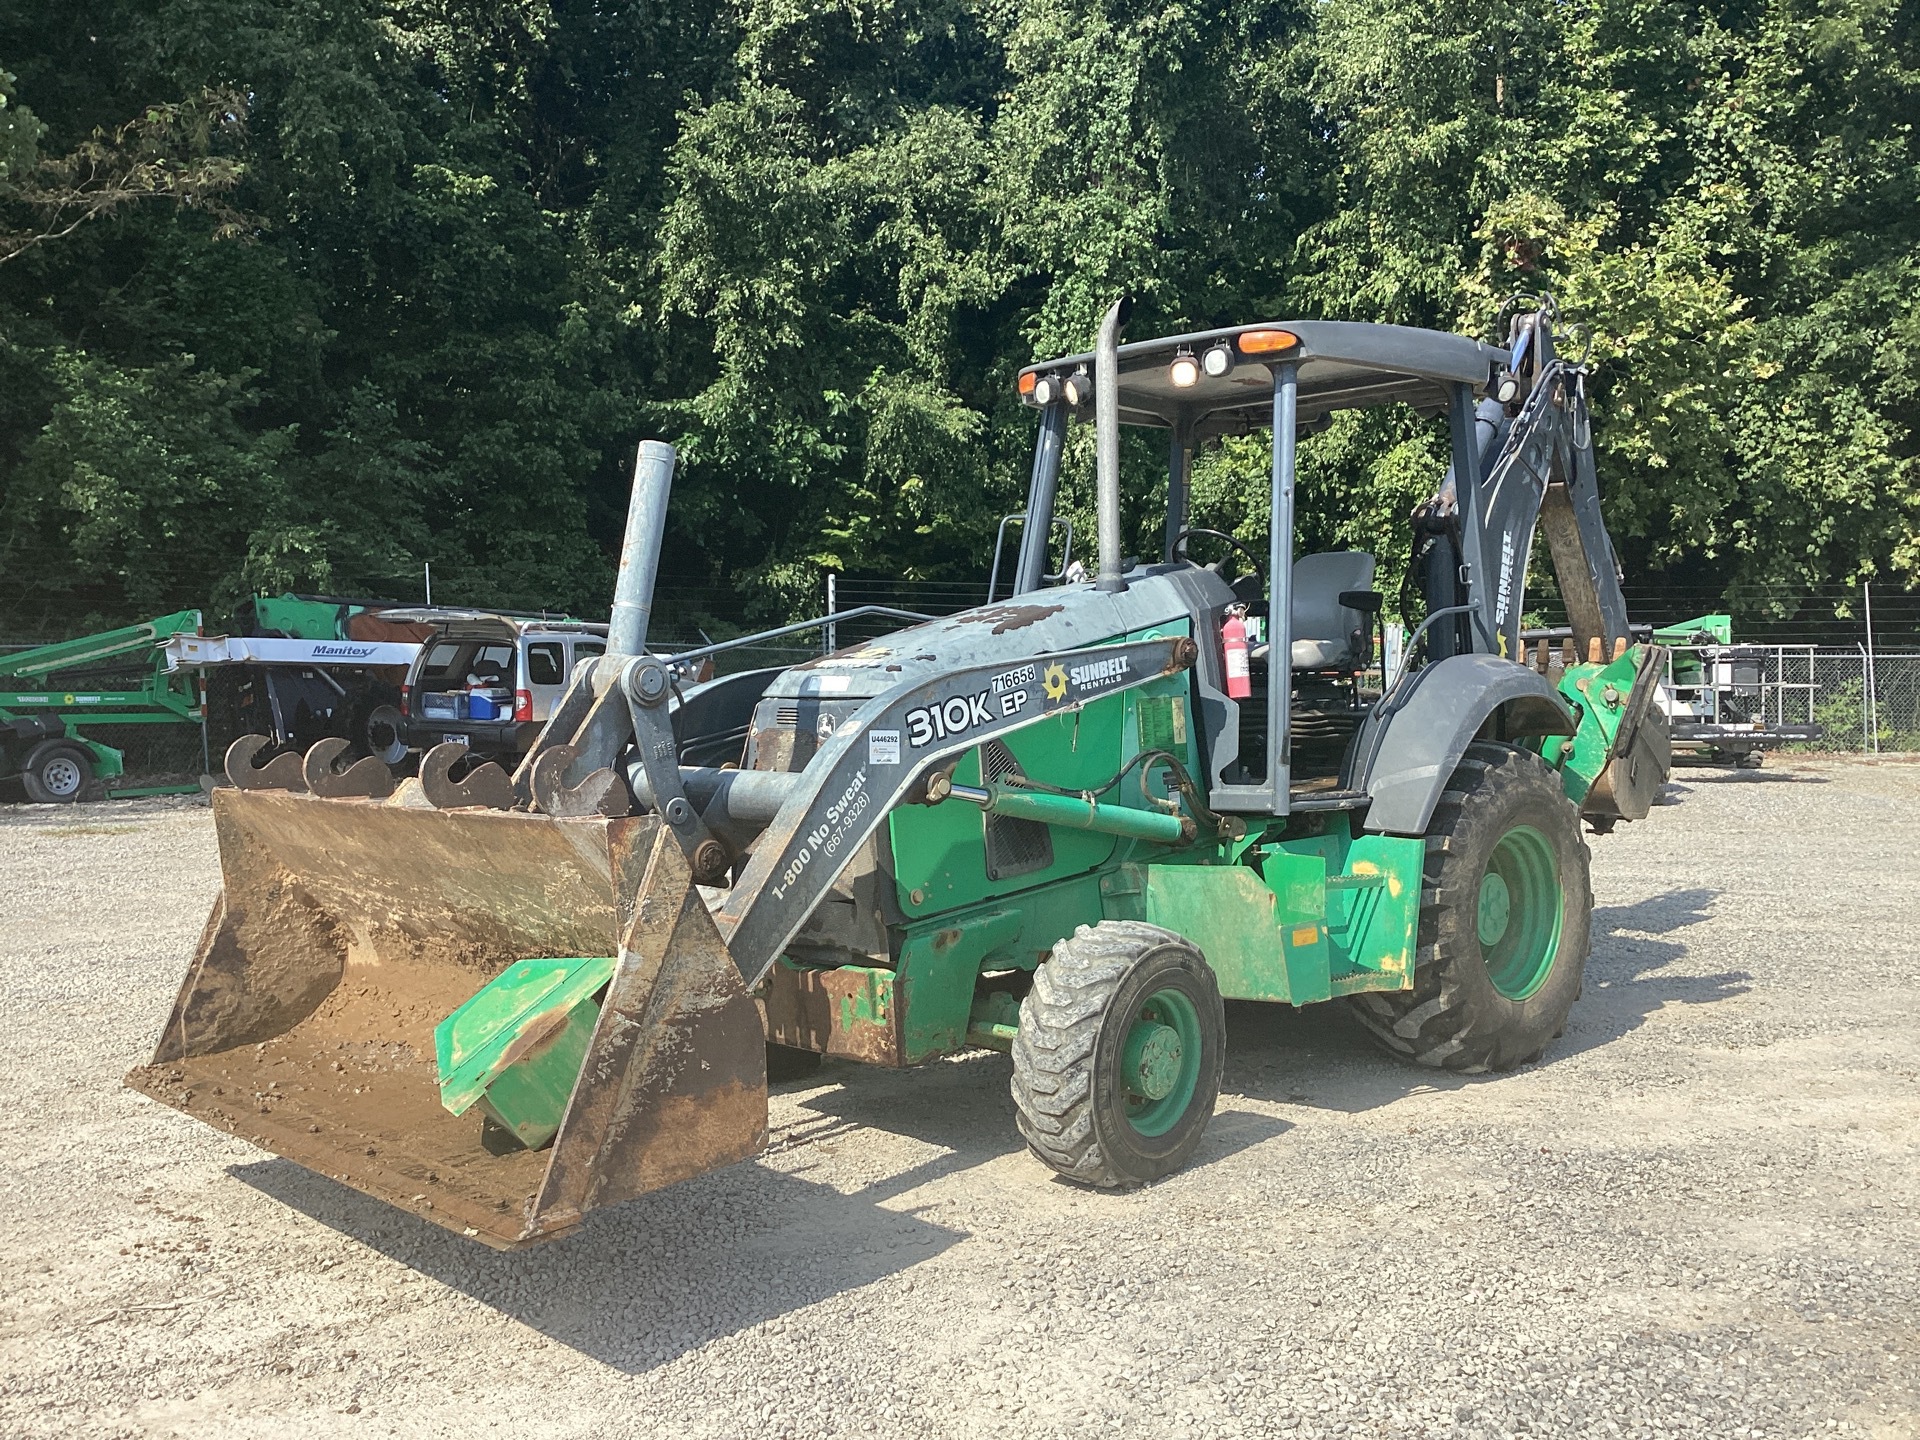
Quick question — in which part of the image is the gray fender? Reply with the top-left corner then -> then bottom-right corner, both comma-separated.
1347,654 -> 1576,836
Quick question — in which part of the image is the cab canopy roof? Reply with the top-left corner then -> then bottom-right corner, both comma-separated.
1018,321 -> 1507,439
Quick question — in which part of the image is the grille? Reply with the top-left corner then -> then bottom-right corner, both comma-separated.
981,740 -> 1054,881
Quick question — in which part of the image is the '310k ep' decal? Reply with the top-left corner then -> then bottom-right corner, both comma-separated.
904,685 -> 1033,748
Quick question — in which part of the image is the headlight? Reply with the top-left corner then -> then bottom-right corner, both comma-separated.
1169,350 -> 1200,388
1202,342 -> 1235,378
1062,368 -> 1094,408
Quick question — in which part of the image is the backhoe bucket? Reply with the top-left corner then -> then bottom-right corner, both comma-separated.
126,788 -> 768,1247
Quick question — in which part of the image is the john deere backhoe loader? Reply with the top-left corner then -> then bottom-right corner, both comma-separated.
130,296 -> 1669,1246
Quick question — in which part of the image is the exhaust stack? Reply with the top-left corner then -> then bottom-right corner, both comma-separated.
1094,296 -> 1132,593
608,440 -> 676,658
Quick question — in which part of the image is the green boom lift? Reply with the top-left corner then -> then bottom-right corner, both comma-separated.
0,610 -> 205,802
131,297 -> 1671,1246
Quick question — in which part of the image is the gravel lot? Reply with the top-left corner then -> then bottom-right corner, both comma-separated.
2,757 -> 1917,1439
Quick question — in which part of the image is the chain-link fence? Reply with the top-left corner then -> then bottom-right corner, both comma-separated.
1595,643 -> 1920,755
1800,648 -> 1920,754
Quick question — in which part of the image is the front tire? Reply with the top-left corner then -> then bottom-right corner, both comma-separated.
1349,742 -> 1591,1072
21,742 -> 91,804
1012,921 -> 1224,1187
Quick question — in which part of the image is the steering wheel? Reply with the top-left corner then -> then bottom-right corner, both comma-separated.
1170,527 -> 1263,582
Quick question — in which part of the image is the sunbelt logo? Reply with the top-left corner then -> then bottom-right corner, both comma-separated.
1067,655 -> 1130,691
1493,530 -> 1516,626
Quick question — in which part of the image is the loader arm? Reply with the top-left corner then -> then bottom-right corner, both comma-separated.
712,634 -> 1199,987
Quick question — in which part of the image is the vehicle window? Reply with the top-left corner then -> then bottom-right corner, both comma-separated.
572,640 -> 605,673
526,642 -> 564,687
421,641 -> 464,683
464,644 -> 515,684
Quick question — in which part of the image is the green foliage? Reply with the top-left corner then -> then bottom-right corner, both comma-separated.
0,0 -> 1915,640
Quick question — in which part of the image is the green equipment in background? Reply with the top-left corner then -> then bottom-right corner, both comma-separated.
0,611 -> 206,802
1651,613 -> 1822,767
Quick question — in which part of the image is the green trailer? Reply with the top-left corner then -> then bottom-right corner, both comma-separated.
0,611 -> 205,802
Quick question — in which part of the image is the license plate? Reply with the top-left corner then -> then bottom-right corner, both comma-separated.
441,732 -> 470,747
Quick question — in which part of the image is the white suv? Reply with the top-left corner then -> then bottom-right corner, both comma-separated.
391,613 -> 608,766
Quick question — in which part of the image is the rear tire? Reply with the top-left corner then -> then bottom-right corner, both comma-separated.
1012,921 -> 1224,1187
21,742 -> 91,804
1348,742 -> 1591,1073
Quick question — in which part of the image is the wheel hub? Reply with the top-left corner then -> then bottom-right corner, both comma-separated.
1476,871 -> 1512,946
1122,1020 -> 1183,1101
1478,824 -> 1565,1001
43,757 -> 83,797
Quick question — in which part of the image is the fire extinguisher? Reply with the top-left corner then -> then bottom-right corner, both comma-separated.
1221,605 -> 1251,700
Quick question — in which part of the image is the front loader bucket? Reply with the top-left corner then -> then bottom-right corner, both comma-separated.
126,789 -> 767,1247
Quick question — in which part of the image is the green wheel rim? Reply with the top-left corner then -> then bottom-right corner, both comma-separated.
1476,824 -> 1564,1001
1120,986 -> 1202,1138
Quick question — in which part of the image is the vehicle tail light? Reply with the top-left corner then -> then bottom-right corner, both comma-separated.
400,683 -> 411,716
514,688 -> 533,723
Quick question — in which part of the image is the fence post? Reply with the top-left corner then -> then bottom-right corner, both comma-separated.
825,572 -> 837,656
1860,646 -> 1872,752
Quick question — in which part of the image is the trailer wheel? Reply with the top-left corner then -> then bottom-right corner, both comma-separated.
1349,742 -> 1591,1073
1012,921 -> 1224,1188
21,741 -> 92,804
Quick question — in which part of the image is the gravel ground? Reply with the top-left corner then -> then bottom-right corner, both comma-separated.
2,757 -> 1917,1440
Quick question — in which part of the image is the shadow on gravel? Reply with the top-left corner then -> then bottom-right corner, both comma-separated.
1210,886 -> 1752,1107
1220,1000 -> 1472,1114
1561,885 -> 1751,1054
785,1049 -> 1291,1185
230,1046 -> 1288,1368
233,1154 -> 964,1372
1666,771 -> 1827,794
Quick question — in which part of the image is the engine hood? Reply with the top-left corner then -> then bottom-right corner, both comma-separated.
765,566 -> 1231,702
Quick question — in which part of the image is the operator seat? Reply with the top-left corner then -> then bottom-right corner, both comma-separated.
1287,551 -> 1377,670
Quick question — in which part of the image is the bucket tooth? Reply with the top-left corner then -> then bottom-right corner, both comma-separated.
302,737 -> 395,799
125,789 -> 767,1247
529,745 -> 631,818
419,742 -> 516,810
225,734 -> 307,793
